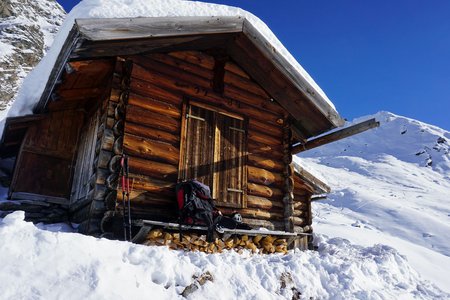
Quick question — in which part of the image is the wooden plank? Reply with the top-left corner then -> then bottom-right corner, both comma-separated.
248,118 -> 283,139
292,118 -> 380,154
247,182 -> 283,199
124,121 -> 179,145
123,134 -> 180,165
147,53 -> 213,80
126,104 -> 180,133
247,154 -> 284,172
133,54 -> 284,116
127,92 -> 181,118
127,175 -> 176,195
56,87 -> 100,102
132,55 -> 211,90
246,195 -> 284,210
223,69 -> 269,98
224,61 -> 250,79
248,129 -> 281,147
292,217 -> 306,226
117,189 -> 175,206
128,156 -> 178,181
220,207 -> 283,220
76,16 -> 244,41
247,166 -> 284,187
240,218 -> 284,231
223,84 -> 285,116
131,63 -> 283,127
71,33 -> 237,60
10,192 -> 69,206
247,141 -> 283,159
293,202 -> 307,210
169,51 -> 215,69
130,78 -> 182,106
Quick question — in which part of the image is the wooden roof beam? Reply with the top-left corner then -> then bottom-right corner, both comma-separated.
292,118 -> 380,154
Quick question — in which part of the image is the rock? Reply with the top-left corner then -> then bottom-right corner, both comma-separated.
437,137 -> 447,144
279,272 -> 302,300
0,0 -> 65,112
181,271 -> 214,297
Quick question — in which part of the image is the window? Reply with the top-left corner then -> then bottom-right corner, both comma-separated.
179,103 -> 247,208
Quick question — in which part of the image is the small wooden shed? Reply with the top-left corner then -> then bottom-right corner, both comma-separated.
0,16 -> 375,249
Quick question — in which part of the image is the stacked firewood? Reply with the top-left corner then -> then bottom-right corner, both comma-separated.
143,229 -> 288,254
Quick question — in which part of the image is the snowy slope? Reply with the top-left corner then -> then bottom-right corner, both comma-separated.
0,0 -> 65,118
299,111 -> 450,293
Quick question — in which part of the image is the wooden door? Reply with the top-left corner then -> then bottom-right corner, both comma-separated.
70,109 -> 100,204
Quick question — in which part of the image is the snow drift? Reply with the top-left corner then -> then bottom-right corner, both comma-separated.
0,211 -> 445,300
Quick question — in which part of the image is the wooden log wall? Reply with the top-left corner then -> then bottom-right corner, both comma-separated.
11,110 -> 84,198
122,50 -> 289,229
292,173 -> 314,248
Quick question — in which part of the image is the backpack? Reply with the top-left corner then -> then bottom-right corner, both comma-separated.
175,180 -> 221,242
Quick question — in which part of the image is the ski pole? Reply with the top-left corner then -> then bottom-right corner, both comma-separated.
125,155 -> 132,240
120,155 -> 127,241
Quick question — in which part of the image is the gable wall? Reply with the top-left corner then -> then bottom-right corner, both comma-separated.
116,50 -> 293,230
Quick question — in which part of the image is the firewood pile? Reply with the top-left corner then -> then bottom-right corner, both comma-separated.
143,228 -> 289,254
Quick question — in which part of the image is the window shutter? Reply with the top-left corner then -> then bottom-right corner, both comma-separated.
180,103 -> 247,208
181,105 -> 215,188
214,114 -> 246,207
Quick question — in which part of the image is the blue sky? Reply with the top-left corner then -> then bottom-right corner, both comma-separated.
57,0 -> 450,130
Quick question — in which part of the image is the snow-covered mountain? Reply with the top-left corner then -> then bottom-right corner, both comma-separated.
0,111 -> 449,299
0,0 -> 65,118
298,111 -> 450,293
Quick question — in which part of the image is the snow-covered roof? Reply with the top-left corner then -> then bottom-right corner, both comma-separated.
3,0 -> 343,135
293,156 -> 330,194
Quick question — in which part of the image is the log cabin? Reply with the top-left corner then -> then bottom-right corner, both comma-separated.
0,15 -> 378,250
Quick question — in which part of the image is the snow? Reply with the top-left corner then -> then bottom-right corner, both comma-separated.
1,0 -> 337,133
299,111 -> 450,293
0,211 -> 446,299
0,41 -> 15,57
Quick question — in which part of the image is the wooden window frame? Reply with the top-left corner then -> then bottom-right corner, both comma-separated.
178,99 -> 248,208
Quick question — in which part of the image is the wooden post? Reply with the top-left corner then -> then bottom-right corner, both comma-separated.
282,119 -> 295,234
292,118 -> 379,154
